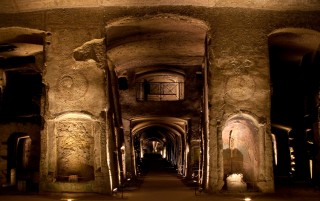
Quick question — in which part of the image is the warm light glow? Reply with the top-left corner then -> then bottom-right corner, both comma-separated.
140,139 -> 144,158
106,124 -> 113,192
56,112 -> 93,121
244,197 -> 251,201
121,145 -> 126,181
310,160 -> 313,179
226,173 -> 247,191
162,147 -> 166,158
61,199 -> 75,201
184,144 -> 189,177
271,134 -> 277,165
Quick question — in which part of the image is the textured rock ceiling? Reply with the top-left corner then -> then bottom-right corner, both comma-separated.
1,0 -> 320,13
106,15 -> 208,74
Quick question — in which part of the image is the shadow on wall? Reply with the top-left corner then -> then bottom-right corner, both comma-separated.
223,148 -> 244,175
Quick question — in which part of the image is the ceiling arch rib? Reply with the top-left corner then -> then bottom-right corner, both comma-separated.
141,130 -> 166,143
131,117 -> 189,154
132,122 -> 185,139
131,116 -> 188,135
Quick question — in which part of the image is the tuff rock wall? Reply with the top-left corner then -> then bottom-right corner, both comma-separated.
0,5 -> 319,193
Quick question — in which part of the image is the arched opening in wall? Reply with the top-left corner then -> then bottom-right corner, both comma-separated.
0,27 -> 45,192
130,117 -> 188,179
0,28 -> 45,120
105,14 -> 209,190
7,133 -> 33,190
271,124 -> 294,182
135,127 -> 176,174
222,114 -> 260,192
268,28 -> 320,184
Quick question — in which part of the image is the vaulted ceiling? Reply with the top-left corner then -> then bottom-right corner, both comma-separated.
269,28 -> 320,126
1,0 -> 320,13
105,15 -> 208,76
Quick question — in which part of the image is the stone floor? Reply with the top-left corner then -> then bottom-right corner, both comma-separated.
1,160 -> 320,201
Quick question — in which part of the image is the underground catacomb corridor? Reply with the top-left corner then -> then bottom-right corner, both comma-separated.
0,0 -> 320,200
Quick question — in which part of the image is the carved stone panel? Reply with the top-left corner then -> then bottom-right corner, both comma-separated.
56,121 -> 94,181
57,72 -> 88,101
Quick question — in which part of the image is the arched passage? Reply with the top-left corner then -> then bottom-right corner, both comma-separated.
130,117 -> 189,178
7,133 -> 32,186
268,28 -> 320,184
0,27 -> 45,192
105,14 -> 209,191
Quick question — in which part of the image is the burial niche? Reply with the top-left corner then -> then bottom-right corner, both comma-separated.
55,115 -> 95,182
222,114 -> 260,191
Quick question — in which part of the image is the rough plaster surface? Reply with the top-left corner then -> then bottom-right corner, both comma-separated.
0,0 -> 320,13
56,121 -> 94,181
48,60 -> 106,116
0,27 -> 45,44
43,114 -> 111,193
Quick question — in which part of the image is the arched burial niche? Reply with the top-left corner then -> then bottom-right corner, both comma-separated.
222,113 -> 268,192
54,113 -> 95,182
43,113 -> 107,193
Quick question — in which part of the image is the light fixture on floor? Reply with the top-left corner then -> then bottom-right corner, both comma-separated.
244,197 -> 251,201
61,198 -> 75,201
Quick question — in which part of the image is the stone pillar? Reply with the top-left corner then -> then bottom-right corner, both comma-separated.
256,123 -> 275,192
207,118 -> 224,192
206,8 -> 273,192
40,56 -> 112,194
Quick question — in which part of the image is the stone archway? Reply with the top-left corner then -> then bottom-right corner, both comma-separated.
105,13 -> 209,190
7,133 -> 32,187
130,117 -> 189,177
268,27 -> 320,185
222,113 -> 269,192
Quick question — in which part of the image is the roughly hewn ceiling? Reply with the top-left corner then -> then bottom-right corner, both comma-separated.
106,15 -> 208,75
1,0 -> 320,13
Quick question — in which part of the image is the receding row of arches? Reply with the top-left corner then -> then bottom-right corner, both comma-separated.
0,15 -> 319,194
